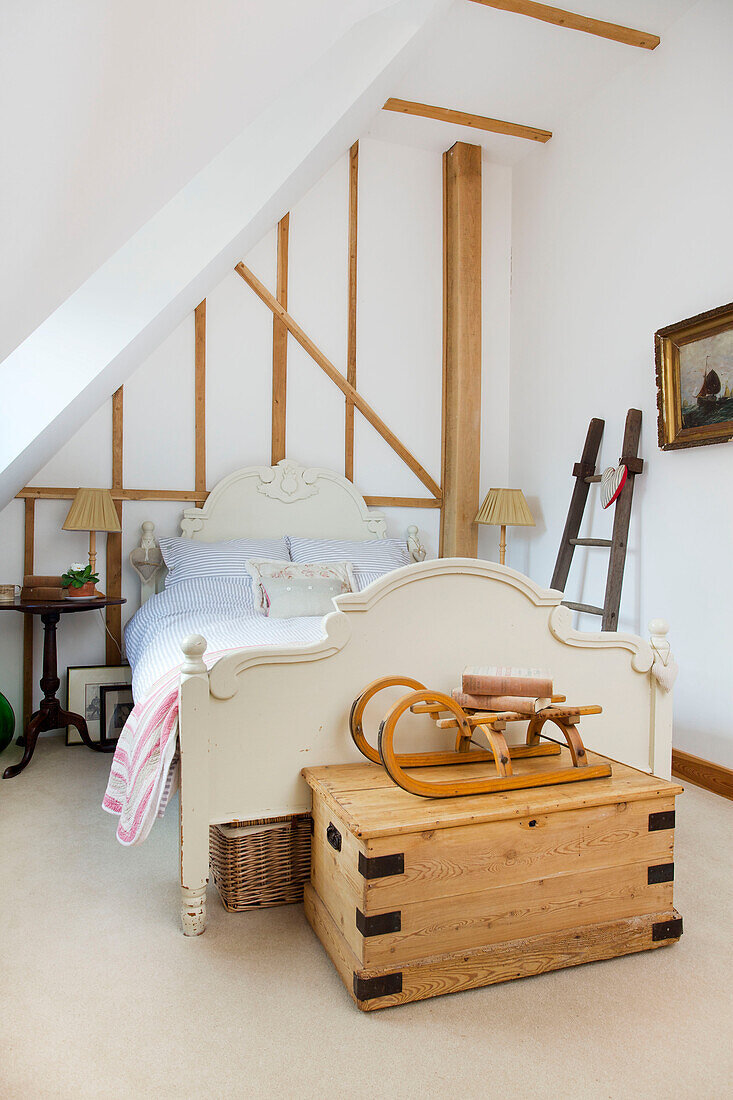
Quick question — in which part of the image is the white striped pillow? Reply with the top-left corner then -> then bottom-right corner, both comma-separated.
352,568 -> 393,592
287,536 -> 410,572
159,536 -> 290,587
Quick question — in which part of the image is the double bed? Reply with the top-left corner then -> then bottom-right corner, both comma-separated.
106,459 -> 675,935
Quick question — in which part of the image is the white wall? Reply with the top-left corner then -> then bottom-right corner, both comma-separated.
0,138 -> 511,727
509,0 -> 733,766
0,0 -> 398,366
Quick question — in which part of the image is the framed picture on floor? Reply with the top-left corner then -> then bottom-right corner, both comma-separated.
66,665 -> 132,746
656,300 -> 733,450
99,683 -> 134,747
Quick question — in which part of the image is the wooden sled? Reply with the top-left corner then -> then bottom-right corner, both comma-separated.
349,676 -> 611,799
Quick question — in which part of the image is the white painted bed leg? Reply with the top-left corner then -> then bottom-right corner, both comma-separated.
649,619 -> 674,780
179,634 -> 211,936
180,885 -> 207,937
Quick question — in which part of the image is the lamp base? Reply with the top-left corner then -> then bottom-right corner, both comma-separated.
499,524 -> 507,566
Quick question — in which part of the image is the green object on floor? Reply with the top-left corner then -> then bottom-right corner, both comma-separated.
0,691 -> 15,753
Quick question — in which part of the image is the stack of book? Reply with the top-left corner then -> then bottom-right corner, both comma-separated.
21,575 -> 66,601
453,666 -> 553,715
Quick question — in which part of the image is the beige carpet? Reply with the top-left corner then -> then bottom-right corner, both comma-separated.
1,733 -> 731,1099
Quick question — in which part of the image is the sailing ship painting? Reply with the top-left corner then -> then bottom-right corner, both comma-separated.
656,301 -> 733,449
680,333 -> 733,429
696,359 -> 721,405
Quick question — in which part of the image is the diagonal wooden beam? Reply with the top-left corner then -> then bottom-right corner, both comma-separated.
383,99 -> 551,143
468,1 -> 660,50
235,261 -> 441,499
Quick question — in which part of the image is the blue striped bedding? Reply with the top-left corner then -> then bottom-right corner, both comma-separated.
124,577 -> 325,701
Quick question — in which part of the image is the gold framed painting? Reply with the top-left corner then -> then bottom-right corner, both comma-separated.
655,300 -> 733,450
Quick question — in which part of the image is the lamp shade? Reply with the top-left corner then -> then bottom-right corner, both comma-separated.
475,488 -> 535,528
62,488 -> 121,533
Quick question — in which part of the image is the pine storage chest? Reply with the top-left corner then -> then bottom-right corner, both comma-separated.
302,748 -> 683,1011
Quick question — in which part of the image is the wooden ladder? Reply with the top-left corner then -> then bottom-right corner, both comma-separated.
551,409 -> 643,631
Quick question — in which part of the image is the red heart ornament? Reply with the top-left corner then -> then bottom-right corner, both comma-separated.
600,464 -> 627,509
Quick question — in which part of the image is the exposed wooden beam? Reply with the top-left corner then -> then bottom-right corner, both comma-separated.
383,98 -> 551,143
106,387 -> 124,663
194,300 -> 207,492
345,143 -> 359,482
440,142 -> 482,558
22,498 -> 35,727
17,485 -> 444,511
364,496 -> 442,509
272,216 -> 289,464
17,487 -> 209,503
468,1 -> 659,50
235,261 -> 441,500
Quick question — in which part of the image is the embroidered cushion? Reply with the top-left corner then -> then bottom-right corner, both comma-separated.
159,537 -> 290,587
245,560 -> 355,613
260,577 -> 345,618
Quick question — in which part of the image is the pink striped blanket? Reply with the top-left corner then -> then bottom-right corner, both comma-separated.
102,648 -> 234,846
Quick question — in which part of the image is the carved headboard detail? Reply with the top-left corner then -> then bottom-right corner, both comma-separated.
180,460 -> 387,542
130,460 -> 425,605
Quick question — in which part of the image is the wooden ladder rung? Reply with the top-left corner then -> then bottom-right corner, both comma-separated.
562,601 -> 604,615
569,538 -> 612,547
584,474 -> 602,483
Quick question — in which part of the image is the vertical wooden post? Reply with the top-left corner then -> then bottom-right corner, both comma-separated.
105,387 -> 124,663
22,498 -> 35,727
271,214 -> 290,464
440,141 -> 482,557
194,300 -> 207,493
345,141 -> 359,481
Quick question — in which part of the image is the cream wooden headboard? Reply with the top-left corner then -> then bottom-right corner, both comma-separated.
129,460 -> 425,604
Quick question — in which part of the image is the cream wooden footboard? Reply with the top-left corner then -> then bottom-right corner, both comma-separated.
177,558 -> 674,935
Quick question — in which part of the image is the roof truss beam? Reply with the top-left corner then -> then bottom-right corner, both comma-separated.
383,98 -> 551,142
468,1 -> 660,50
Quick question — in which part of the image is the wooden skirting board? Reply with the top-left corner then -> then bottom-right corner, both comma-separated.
672,749 -> 733,802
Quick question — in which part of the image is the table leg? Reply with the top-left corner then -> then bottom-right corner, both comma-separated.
62,707 -> 115,753
3,711 -> 45,779
2,608 -> 121,778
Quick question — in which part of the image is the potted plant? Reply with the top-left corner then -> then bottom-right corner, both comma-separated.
61,562 -> 99,599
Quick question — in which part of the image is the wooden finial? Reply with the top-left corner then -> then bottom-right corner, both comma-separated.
181,634 -> 207,674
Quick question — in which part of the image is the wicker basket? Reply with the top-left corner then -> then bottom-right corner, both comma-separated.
209,813 -> 311,912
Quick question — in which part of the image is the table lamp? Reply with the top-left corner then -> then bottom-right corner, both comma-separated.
475,488 -> 534,565
62,488 -> 121,574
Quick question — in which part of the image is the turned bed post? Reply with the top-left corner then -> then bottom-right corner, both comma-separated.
179,634 -> 211,935
649,619 -> 675,779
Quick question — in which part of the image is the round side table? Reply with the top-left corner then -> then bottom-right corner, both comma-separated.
0,596 -> 126,779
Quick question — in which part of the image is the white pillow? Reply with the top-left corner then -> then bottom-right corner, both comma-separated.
287,536 -> 410,571
159,536 -> 290,587
246,559 -> 355,613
